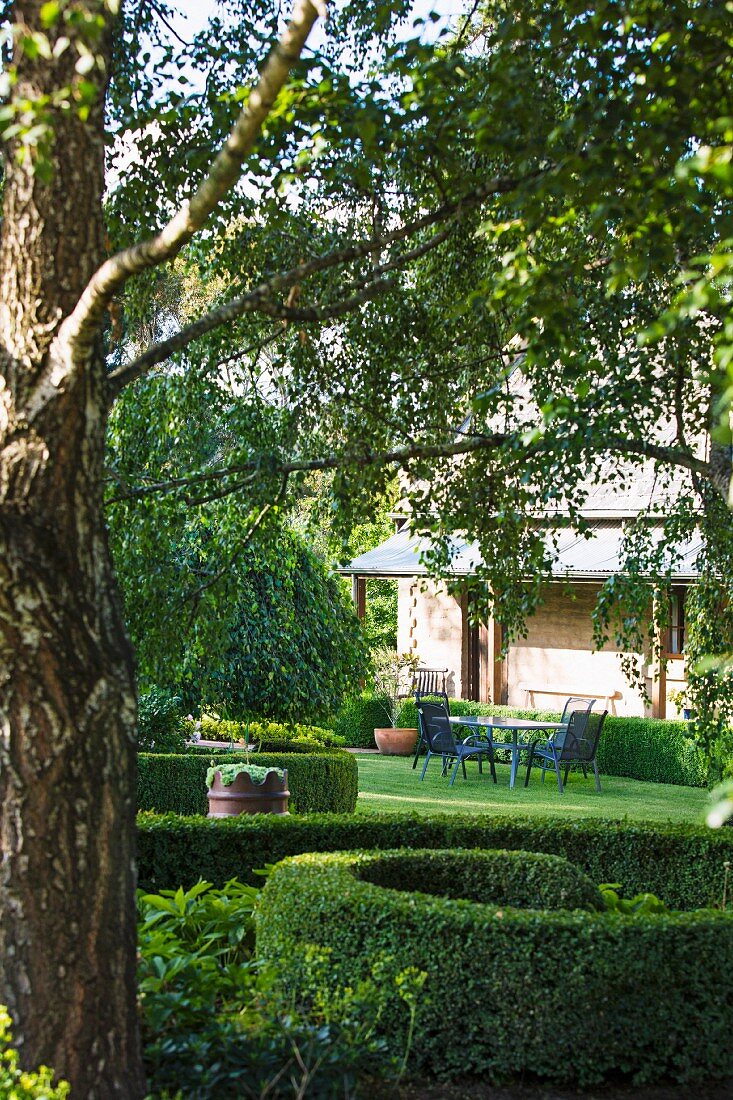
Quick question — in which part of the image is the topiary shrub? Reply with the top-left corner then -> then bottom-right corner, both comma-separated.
137,687 -> 186,753
137,750 -> 358,816
191,716 -> 345,749
332,693 -> 393,748
136,811 -> 733,909
257,849 -> 733,1087
356,848 -> 602,912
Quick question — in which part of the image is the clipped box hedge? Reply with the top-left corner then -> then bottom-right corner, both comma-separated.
137,750 -> 358,816
136,811 -> 733,909
395,698 -> 705,788
257,849 -> 733,1086
331,693 -> 392,749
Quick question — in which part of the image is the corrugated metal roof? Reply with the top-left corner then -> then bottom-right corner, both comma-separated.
338,523 -> 702,581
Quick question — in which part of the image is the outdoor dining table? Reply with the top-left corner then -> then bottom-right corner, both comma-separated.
448,715 -> 564,789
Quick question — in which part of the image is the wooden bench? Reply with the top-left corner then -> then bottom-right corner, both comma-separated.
518,682 -> 620,713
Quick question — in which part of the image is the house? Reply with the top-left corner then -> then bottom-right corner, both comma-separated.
339,468 -> 702,719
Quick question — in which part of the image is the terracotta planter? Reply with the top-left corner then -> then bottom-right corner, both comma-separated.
207,768 -> 290,817
374,727 -> 418,756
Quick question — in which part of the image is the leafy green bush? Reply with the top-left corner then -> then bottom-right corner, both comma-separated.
332,693 -> 394,748
138,750 -> 358,816
192,715 -> 344,749
0,1006 -> 69,1098
137,687 -> 186,753
136,811 -> 733,910
356,848 -> 602,912
257,850 -> 733,1086
396,700 -> 706,787
138,879 -> 398,1099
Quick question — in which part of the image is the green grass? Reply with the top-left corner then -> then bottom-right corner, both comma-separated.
355,754 -> 711,825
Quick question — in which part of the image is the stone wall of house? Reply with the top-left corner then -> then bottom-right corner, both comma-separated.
397,577 -> 464,698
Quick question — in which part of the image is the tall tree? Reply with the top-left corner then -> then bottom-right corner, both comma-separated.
0,0 -> 730,1094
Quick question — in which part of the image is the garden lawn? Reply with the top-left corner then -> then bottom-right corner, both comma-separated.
355,754 -> 710,825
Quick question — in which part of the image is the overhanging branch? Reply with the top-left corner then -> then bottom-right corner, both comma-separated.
107,430 -> 714,504
60,0 -> 324,360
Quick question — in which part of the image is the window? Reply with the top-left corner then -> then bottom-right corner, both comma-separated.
668,588 -> 687,656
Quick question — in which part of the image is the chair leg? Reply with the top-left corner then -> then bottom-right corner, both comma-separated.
524,753 -> 533,787
488,747 -> 497,784
420,750 -> 432,781
564,764 -> 571,786
581,763 -> 588,779
553,751 -> 564,793
461,759 -> 467,780
593,758 -> 601,792
412,732 -> 424,770
450,757 -> 462,787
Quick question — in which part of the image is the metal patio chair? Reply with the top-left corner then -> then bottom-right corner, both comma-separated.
524,709 -> 608,793
560,696 -> 595,724
416,699 -> 497,787
412,668 -> 450,769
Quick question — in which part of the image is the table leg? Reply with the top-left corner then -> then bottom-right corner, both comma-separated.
509,730 -> 519,788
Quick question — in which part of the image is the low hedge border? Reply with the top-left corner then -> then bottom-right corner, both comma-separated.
137,750 -> 358,816
394,699 -> 705,788
136,811 -> 733,909
256,849 -> 733,1086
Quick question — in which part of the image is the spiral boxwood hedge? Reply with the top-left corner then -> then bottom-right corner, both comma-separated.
395,699 -> 705,787
137,750 -> 358,816
136,811 -> 733,908
256,849 -> 733,1086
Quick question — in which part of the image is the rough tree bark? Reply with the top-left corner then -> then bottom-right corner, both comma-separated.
0,1 -> 323,1094
0,3 -> 145,1096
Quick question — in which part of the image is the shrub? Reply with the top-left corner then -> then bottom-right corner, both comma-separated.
136,811 -> 733,909
396,700 -> 706,787
257,850 -> 733,1086
0,1006 -> 69,1098
192,715 -> 344,749
332,693 -> 394,748
137,687 -> 186,753
137,750 -> 358,816
138,880 -> 397,1098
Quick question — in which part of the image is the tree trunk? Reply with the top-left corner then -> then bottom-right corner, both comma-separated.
0,4 -> 146,1095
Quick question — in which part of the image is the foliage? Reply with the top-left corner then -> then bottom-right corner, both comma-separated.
190,715 -> 344,749
370,649 -> 420,727
137,687 -> 186,754
599,883 -> 668,916
396,699 -> 706,787
257,850 -> 733,1086
137,879 -> 399,1099
206,764 -> 284,789
136,811 -> 733,911
356,847 -> 603,912
332,693 -> 393,749
0,1005 -> 69,1099
137,750 -> 358,817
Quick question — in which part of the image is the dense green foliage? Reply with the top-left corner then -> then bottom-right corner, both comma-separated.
394,699 -> 705,787
136,811 -> 733,910
205,764 -> 284,789
333,693 -> 394,749
0,1006 -> 69,1098
137,750 -> 358,816
137,687 -> 186,753
257,850 -> 733,1086
356,848 -> 602,912
191,715 -> 344,749
138,879 -> 398,1099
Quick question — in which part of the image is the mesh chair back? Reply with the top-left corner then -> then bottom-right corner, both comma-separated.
416,700 -> 456,755
558,709 -> 607,762
560,696 -> 595,724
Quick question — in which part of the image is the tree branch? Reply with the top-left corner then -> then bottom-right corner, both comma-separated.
59,0 -> 324,360
107,176 -> 523,397
107,430 -> 713,504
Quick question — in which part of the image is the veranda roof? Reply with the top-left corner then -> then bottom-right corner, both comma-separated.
338,521 -> 702,582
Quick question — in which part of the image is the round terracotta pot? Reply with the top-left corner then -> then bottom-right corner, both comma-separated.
207,768 -> 290,817
374,727 -> 418,756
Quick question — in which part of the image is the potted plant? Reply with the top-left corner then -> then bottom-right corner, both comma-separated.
371,649 -> 420,755
206,762 -> 290,816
